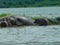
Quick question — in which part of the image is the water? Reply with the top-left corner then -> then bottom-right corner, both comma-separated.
0,7 -> 60,18
0,7 -> 60,45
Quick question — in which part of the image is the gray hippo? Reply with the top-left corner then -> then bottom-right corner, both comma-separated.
0,18 -> 8,27
14,16 -> 34,26
0,21 -> 8,27
6,16 -> 17,26
0,16 -> 34,27
0,16 -> 24,27
34,18 -> 49,26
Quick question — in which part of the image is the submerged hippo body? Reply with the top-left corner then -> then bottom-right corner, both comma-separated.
34,18 -> 49,26
0,16 -> 34,27
15,16 -> 34,26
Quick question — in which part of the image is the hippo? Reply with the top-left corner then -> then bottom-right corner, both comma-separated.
0,18 -> 8,27
0,21 -> 8,27
6,16 -> 24,26
2,16 -> 17,26
15,16 -> 34,26
8,17 -> 17,26
34,18 -> 49,26
0,16 -> 34,27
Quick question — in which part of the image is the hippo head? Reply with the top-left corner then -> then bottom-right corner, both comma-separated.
0,21 -> 8,27
8,17 -> 17,26
34,18 -> 48,26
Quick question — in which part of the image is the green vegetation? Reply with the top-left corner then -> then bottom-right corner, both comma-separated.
0,0 -> 60,8
31,16 -> 60,25
0,14 -> 60,25
31,15 -> 47,20
0,14 -> 9,18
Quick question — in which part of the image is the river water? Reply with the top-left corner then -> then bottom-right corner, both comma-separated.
0,7 -> 60,45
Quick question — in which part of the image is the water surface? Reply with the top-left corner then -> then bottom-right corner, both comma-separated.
0,7 -> 60,45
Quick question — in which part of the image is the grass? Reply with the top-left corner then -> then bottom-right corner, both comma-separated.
0,14 -> 10,18
31,15 -> 47,20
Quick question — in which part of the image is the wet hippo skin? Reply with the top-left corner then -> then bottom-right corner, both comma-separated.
0,21 -> 8,27
34,18 -> 48,26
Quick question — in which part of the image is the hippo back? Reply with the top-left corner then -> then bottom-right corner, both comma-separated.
15,16 -> 34,26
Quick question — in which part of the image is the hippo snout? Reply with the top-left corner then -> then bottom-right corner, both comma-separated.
0,21 -> 8,27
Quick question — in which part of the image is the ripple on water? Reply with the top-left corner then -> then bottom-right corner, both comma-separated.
0,26 -> 60,45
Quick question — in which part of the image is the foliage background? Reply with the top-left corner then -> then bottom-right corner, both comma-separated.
0,0 -> 60,8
